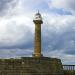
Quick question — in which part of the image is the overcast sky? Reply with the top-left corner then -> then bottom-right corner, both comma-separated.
0,0 -> 75,64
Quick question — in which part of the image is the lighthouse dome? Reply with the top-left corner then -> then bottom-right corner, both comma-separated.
34,12 -> 42,21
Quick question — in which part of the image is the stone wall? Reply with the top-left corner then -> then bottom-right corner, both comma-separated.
0,57 -> 63,75
64,70 -> 75,75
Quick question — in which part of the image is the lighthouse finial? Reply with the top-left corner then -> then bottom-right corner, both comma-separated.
38,10 -> 39,13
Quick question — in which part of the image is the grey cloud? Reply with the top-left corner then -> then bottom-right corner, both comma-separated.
0,49 -> 32,58
0,0 -> 17,16
50,0 -> 75,14
41,15 -> 75,55
0,0 -> 11,10
0,0 -> 75,60
0,21 -> 34,49
66,0 -> 75,10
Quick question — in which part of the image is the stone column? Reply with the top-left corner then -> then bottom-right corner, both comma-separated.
33,12 -> 43,57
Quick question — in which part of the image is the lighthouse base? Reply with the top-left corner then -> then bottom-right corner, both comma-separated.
32,53 -> 43,57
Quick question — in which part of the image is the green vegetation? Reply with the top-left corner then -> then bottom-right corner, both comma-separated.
64,70 -> 75,75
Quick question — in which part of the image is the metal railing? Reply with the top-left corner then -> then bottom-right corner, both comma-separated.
63,65 -> 75,70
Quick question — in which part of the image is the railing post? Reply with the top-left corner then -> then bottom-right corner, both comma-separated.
63,65 -> 75,71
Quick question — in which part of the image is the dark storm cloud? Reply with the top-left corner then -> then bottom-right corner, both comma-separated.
0,0 -> 11,10
50,31 -> 75,51
0,39 -> 33,49
0,0 -> 17,16
41,16 -> 75,55
51,8 -> 72,15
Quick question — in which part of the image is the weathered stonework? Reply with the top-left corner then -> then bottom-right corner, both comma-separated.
0,57 -> 64,75
33,12 -> 43,57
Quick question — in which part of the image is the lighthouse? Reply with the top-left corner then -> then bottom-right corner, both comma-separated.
33,11 -> 43,57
